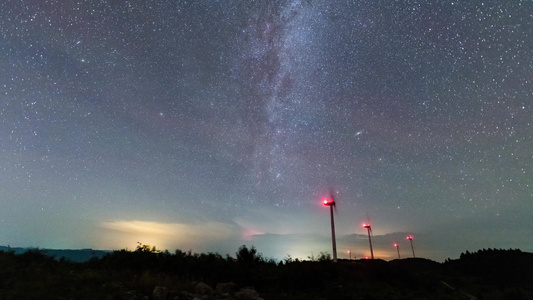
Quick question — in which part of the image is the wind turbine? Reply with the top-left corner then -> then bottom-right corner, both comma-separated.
322,193 -> 337,262
362,219 -> 374,259
407,235 -> 416,258
394,243 -> 400,259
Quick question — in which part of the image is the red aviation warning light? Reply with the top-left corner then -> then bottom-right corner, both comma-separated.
363,223 -> 371,229
323,198 -> 335,206
394,243 -> 398,247
406,235 -> 413,240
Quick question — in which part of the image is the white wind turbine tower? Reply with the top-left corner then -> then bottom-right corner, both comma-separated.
362,217 -> 374,259
322,191 -> 337,262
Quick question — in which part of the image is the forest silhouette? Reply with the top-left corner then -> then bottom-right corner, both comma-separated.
0,245 -> 532,299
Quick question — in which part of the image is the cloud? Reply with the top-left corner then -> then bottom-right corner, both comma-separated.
97,220 -> 239,252
233,204 -> 328,236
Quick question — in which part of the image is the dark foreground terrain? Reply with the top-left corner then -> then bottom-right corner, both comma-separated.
0,246 -> 532,299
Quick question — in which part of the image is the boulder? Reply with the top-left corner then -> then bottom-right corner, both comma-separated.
216,282 -> 237,294
153,286 -> 168,300
119,290 -> 138,300
195,282 -> 213,296
235,287 -> 261,300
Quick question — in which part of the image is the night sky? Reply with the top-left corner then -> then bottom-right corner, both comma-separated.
1,1 -> 532,262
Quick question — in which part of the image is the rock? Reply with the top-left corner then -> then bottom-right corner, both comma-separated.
195,282 -> 213,296
153,286 -> 168,300
119,290 -> 138,300
174,290 -> 194,300
216,282 -> 237,294
235,287 -> 261,300
167,290 -> 184,300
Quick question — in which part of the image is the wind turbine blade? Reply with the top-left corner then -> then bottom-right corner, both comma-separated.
366,214 -> 373,236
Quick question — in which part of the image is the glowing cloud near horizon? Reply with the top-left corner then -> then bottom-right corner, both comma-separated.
98,220 -> 237,251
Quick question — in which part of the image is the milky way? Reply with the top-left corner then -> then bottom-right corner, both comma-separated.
1,0 -> 532,261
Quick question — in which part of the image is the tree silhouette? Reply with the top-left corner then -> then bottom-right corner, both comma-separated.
236,245 -> 262,264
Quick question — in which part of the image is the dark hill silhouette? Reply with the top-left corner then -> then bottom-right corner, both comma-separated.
0,246 -> 532,299
0,245 -> 109,262
444,248 -> 533,287
390,257 -> 441,270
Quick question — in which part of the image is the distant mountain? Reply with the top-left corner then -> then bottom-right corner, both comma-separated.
0,246 -> 110,262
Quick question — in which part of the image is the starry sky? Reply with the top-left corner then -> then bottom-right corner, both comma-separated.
1,0 -> 532,262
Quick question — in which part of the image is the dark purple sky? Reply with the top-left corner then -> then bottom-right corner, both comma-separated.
1,0 -> 532,261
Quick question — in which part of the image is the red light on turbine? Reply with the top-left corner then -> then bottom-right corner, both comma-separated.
322,198 -> 335,206
394,243 -> 398,247
363,223 -> 371,228
406,235 -> 413,240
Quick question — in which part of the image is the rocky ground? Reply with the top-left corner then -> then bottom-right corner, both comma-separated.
118,281 -> 263,300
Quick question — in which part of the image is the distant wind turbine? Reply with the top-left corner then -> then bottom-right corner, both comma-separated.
322,192 -> 337,262
407,235 -> 416,258
394,243 -> 400,259
362,219 -> 374,259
